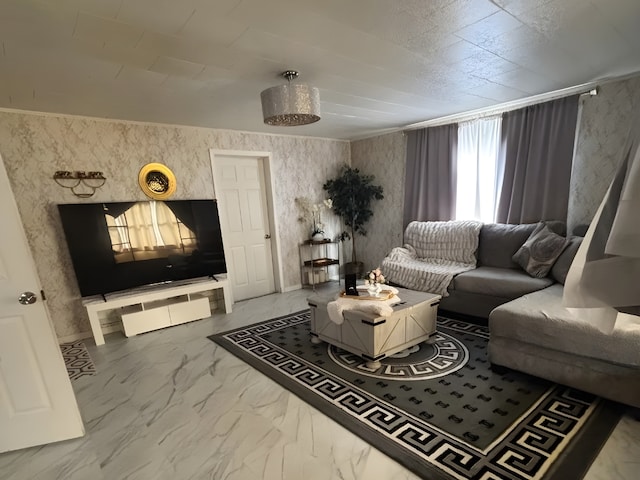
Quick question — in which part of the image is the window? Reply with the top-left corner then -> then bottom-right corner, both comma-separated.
455,117 -> 502,223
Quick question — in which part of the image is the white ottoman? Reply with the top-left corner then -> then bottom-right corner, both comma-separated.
308,288 -> 441,368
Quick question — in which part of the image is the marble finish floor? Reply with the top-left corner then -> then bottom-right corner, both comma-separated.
1,286 -> 639,480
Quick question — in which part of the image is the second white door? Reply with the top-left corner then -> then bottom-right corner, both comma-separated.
213,155 -> 275,301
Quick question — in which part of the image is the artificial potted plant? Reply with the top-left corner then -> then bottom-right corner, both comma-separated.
323,165 -> 384,275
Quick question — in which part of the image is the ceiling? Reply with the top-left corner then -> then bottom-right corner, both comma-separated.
1,0 -> 640,140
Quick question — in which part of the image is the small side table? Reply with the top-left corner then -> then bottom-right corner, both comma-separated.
299,239 -> 340,290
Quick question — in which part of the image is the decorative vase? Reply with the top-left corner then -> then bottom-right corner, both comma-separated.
367,283 -> 382,297
312,232 -> 324,241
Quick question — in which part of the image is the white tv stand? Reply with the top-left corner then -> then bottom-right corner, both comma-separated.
82,275 -> 233,346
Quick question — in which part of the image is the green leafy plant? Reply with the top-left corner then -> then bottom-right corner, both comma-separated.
323,165 -> 384,264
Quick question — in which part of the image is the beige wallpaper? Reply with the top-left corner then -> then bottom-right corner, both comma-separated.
568,74 -> 640,232
350,132 -> 406,272
0,111 -> 348,339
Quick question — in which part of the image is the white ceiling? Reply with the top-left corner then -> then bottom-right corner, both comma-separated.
1,0 -> 640,140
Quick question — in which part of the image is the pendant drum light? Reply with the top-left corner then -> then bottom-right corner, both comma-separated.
261,70 -> 321,126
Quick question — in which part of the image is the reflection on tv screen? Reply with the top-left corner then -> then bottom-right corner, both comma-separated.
58,200 -> 227,297
105,201 -> 197,263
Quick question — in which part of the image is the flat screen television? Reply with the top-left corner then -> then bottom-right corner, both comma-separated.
58,199 -> 227,297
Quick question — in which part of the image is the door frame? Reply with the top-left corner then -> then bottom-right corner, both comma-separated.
209,149 -> 283,294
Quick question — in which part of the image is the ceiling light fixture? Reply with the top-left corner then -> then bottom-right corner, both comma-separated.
260,70 -> 321,126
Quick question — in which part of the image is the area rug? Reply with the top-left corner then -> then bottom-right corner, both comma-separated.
60,340 -> 96,381
209,310 -> 622,480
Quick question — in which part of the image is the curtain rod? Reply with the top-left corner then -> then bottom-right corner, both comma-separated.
404,82 -> 599,131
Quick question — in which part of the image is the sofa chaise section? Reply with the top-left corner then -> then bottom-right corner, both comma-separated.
489,284 -> 640,408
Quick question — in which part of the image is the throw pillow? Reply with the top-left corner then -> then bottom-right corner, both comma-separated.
478,221 -> 566,269
512,223 -> 570,278
551,236 -> 583,284
478,223 -> 537,269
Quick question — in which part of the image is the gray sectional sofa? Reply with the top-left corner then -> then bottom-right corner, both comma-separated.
383,220 -> 640,408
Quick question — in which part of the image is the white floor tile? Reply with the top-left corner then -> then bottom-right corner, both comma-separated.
0,286 -> 637,479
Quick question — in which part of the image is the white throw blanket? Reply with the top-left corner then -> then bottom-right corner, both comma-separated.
327,286 -> 401,325
382,220 -> 482,296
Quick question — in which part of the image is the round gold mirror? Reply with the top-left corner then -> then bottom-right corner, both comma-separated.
138,163 -> 176,200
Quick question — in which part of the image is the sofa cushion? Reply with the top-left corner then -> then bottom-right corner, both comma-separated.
452,266 -> 553,298
551,236 -> 583,284
512,223 -> 569,278
489,284 -> 640,367
478,221 -> 566,269
478,223 -> 536,269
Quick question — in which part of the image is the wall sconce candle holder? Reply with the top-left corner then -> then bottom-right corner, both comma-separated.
53,171 -> 106,198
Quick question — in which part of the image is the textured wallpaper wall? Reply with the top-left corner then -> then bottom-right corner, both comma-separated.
568,75 -> 640,232
0,111 -> 348,339
350,132 -> 406,272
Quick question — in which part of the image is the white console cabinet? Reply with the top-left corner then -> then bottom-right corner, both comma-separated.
82,276 -> 232,346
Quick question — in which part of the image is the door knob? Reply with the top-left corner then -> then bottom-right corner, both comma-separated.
264,234 -> 271,239
18,292 -> 37,305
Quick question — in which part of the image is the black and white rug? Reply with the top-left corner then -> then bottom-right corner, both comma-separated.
209,310 -> 622,480
60,340 -> 96,381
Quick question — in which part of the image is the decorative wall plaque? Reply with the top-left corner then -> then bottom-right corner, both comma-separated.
138,163 -> 176,200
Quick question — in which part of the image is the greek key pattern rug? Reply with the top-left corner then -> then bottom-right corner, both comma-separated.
60,340 -> 96,381
209,311 -> 621,480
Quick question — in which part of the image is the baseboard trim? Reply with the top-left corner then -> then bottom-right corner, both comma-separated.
57,324 -> 122,345
282,284 -> 303,292
57,331 -> 93,344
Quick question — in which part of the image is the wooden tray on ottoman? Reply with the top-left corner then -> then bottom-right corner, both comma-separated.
339,288 -> 395,301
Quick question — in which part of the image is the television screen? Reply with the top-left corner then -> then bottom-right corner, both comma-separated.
58,200 -> 227,297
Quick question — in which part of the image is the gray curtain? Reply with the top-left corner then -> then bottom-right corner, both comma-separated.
403,124 -> 458,227
496,95 -> 580,224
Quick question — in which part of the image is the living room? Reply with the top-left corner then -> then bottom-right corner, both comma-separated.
0,72 -> 638,343
1,1 -> 639,479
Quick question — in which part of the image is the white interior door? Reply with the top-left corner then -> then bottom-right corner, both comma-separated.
0,154 -> 84,452
213,155 -> 275,301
